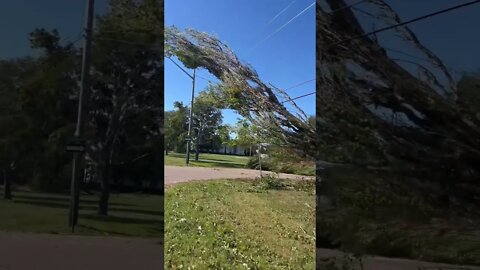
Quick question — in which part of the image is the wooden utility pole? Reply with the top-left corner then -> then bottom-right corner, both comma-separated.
69,0 -> 94,232
185,68 -> 196,165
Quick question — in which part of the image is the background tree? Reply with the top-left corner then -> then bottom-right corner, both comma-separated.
0,58 -> 36,198
235,119 -> 256,156
0,0 -> 164,215
86,0 -> 163,215
18,29 -> 79,191
217,124 -> 233,154
191,92 -> 222,160
164,101 -> 188,154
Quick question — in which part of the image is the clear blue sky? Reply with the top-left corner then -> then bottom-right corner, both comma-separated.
165,0 -> 317,125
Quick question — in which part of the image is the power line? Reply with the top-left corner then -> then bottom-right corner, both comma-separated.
167,57 -> 193,79
284,78 -> 315,91
62,31 -> 83,45
250,1 -> 315,53
266,0 -> 297,26
196,74 -> 218,83
329,0 -> 368,13
281,91 -> 315,104
329,0 -> 480,47
94,36 -> 159,47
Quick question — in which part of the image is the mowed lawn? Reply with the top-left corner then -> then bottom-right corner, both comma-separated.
0,190 -> 163,239
165,178 -> 316,269
165,152 -> 249,168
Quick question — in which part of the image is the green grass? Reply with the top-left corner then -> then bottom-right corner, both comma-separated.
165,152 -> 249,168
0,190 -> 163,239
165,178 -> 316,269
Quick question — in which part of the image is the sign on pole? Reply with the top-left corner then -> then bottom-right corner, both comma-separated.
65,138 -> 86,153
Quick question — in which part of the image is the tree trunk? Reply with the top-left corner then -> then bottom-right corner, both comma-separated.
224,145 -> 227,154
3,169 -> 11,200
195,133 -> 201,161
165,149 -> 169,156
97,160 -> 111,216
195,146 -> 200,161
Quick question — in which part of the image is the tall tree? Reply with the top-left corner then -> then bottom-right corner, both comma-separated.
0,59 -> 35,198
86,0 -> 163,215
217,124 -> 232,154
235,119 -> 257,156
164,101 -> 188,154
16,29 -> 79,191
191,92 -> 222,160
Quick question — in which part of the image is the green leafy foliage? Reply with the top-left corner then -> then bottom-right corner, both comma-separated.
0,1 -> 164,202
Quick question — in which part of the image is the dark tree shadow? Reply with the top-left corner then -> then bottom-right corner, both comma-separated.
13,199 -> 162,217
109,207 -> 163,216
77,224 -> 134,237
13,194 -> 133,206
193,160 -> 245,168
13,199 -> 97,211
197,157 -> 246,163
81,214 -> 161,225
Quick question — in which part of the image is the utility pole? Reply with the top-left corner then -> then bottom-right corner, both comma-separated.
185,68 -> 196,165
258,144 -> 262,177
69,0 -> 94,232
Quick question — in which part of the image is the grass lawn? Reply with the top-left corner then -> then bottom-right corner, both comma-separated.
165,152 -> 249,168
0,189 -> 163,239
165,178 -> 316,269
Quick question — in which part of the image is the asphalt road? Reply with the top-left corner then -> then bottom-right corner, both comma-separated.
0,232 -> 162,270
164,165 -> 314,186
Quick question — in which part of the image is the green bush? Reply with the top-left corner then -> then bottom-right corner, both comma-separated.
246,148 -> 315,176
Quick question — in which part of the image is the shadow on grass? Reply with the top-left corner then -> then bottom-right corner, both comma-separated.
167,153 -> 185,158
13,194 -> 132,206
198,156 -> 246,163
81,214 -> 161,225
13,198 -> 163,216
193,160 -> 245,169
78,224 -> 133,237
167,153 -> 247,166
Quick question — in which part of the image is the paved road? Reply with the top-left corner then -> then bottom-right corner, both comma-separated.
0,232 -> 162,270
164,165 -> 314,186
317,248 -> 480,270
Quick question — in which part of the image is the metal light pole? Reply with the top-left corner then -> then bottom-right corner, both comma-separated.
185,68 -> 196,165
69,0 -> 94,232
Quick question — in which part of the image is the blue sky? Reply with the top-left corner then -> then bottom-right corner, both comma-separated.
165,0 -> 317,125
0,0 -> 108,58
